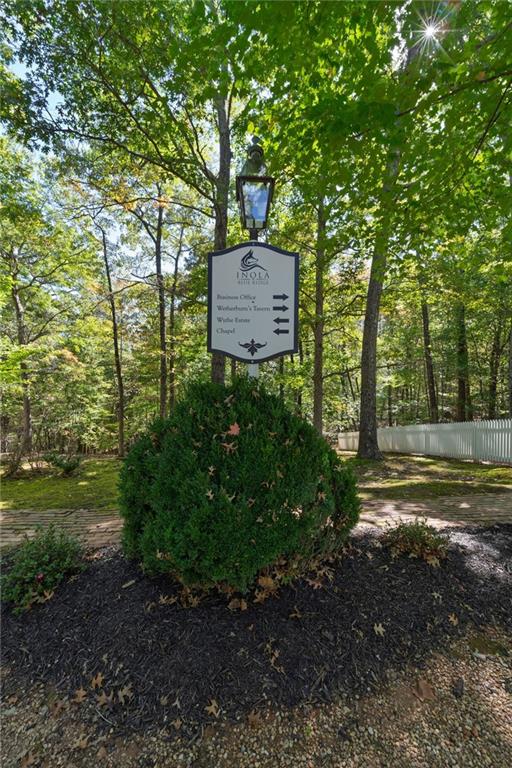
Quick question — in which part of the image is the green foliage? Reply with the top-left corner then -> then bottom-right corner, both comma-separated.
1,524 -> 83,613
383,518 -> 448,565
119,379 -> 359,591
43,452 -> 82,476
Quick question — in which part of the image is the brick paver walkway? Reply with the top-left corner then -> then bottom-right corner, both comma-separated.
0,509 -> 122,551
360,492 -> 512,529
2,493 -> 512,550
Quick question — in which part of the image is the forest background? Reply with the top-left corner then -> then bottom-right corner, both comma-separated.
1,0 -> 511,466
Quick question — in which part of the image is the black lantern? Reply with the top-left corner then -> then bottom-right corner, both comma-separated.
236,137 -> 275,240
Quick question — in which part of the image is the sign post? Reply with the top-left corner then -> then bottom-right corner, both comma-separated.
207,242 -> 299,372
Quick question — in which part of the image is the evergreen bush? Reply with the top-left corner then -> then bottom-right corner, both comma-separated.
119,379 -> 359,591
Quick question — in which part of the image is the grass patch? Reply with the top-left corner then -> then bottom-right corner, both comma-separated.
343,453 -> 512,500
358,481 -> 512,500
0,458 -> 121,511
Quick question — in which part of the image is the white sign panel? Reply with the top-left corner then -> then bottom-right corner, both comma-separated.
208,242 -> 299,363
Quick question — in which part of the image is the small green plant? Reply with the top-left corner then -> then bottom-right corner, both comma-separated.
1,525 -> 83,613
383,518 -> 448,566
119,379 -> 360,592
43,452 -> 82,476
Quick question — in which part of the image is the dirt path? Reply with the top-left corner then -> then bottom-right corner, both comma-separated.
2,493 -> 512,551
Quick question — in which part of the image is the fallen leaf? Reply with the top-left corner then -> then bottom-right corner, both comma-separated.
205,699 -> 220,717
158,593 -> 177,606
228,598 -> 248,611
258,575 -> 276,590
20,752 -> 37,768
97,745 -> 108,760
306,577 -> 323,590
289,606 -> 303,619
122,579 -> 136,589
426,555 -> 440,568
160,695 -> 169,706
247,710 -> 263,728
221,441 -> 237,454
90,672 -> 104,690
374,623 -> 386,637
227,422 -> 240,436
208,465 -> 215,476
270,650 -> 284,673
206,489 -> 214,500
73,735 -> 89,750
50,698 -> 67,717
254,589 -> 270,604
96,690 -> 114,708
449,613 -> 459,626
73,688 -> 87,704
413,679 -> 435,702
432,591 -> 442,601
117,683 -> 133,705
171,718 -> 182,730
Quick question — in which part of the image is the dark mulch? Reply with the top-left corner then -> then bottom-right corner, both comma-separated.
2,525 -> 511,737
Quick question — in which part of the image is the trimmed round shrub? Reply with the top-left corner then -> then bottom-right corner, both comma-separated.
119,379 -> 359,591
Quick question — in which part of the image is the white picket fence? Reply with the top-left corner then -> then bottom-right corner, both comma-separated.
338,418 -> 512,464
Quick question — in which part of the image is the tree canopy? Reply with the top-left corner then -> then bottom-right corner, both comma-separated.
1,0 -> 511,462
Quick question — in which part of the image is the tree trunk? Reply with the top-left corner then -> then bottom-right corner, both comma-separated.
455,303 -> 471,422
211,89 -> 231,385
297,340 -> 304,414
508,324 -> 512,417
101,231 -> 125,457
313,198 -> 326,435
487,315 -> 503,419
357,152 -> 399,458
155,196 -> 167,419
11,283 -> 32,456
387,382 -> 393,426
169,225 -> 184,413
279,356 -> 284,398
357,42 -> 421,459
421,299 -> 439,423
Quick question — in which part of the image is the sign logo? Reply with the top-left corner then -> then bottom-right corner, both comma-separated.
240,249 -> 267,273
237,248 -> 269,285
239,338 -> 267,357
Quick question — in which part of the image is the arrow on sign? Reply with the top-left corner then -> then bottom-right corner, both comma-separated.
273,293 -> 289,301
274,328 -> 289,335
273,305 -> 288,312
273,317 -> 289,325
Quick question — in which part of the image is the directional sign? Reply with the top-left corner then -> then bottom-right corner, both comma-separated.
208,242 -> 299,363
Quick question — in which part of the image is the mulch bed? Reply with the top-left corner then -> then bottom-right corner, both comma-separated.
2,525 -> 511,739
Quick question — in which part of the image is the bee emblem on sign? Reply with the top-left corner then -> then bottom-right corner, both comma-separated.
238,339 -> 268,357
